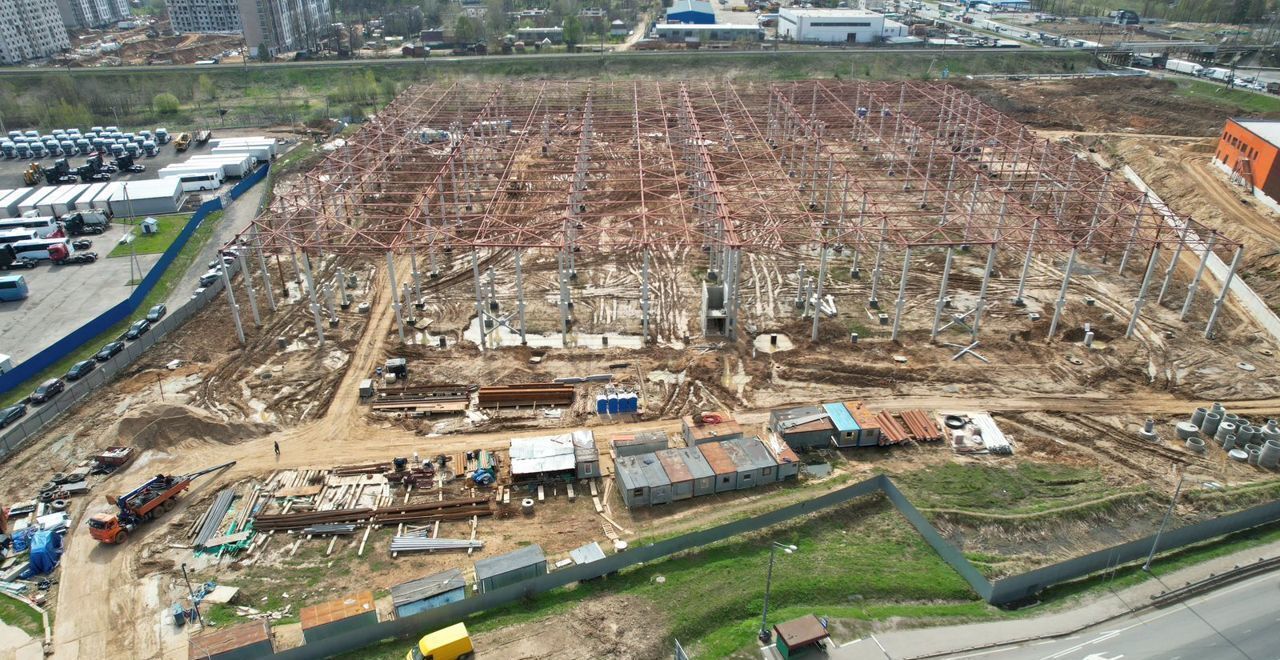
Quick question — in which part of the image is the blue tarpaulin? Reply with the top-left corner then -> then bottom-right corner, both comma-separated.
29,530 -> 63,575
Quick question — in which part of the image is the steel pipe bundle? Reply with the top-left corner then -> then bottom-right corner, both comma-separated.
388,537 -> 484,553
194,489 -> 236,547
253,498 -> 492,531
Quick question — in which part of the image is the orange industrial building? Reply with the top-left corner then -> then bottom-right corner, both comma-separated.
1215,118 -> 1280,200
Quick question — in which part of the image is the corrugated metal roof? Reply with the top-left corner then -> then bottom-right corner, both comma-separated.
569,541 -> 606,565
300,591 -> 376,630
509,433 -> 578,475
616,453 -> 671,490
698,441 -> 738,475
188,620 -> 271,656
845,401 -> 880,430
475,544 -> 546,580
683,414 -> 744,441
824,402 -> 860,433
390,568 -> 466,607
728,436 -> 778,472
763,434 -> 800,465
655,449 -> 693,483
669,0 -> 714,13
675,446 -> 714,480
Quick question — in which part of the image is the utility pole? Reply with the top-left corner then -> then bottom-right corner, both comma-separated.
1144,471 -> 1185,572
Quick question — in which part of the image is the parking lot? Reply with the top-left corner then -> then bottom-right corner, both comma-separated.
0,221 -> 162,363
0,127 -> 284,190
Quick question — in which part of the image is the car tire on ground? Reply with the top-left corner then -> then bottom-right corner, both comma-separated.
50,499 -> 68,511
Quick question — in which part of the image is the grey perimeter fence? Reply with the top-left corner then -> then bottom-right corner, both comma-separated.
267,474 -> 1280,659
0,164 -> 269,460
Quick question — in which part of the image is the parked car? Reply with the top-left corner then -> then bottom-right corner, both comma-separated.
1,257 -> 37,270
0,403 -> 25,428
145,303 -> 167,322
95,340 -> 125,361
198,271 -> 221,287
207,256 -> 234,269
65,359 -> 97,381
124,318 -> 151,340
30,378 -> 65,403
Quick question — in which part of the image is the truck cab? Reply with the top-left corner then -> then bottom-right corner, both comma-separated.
88,512 -> 130,543
408,623 -> 473,660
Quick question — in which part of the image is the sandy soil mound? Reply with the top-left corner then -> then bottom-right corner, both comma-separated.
114,403 -> 274,451
474,593 -> 667,659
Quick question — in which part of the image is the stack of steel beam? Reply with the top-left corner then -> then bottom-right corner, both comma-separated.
477,383 -> 574,408
253,498 -> 492,531
193,489 -> 235,547
388,537 -> 484,553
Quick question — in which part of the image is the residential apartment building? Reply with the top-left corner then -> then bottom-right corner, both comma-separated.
0,0 -> 71,63
55,0 -> 129,28
237,0 -> 330,55
165,0 -> 241,34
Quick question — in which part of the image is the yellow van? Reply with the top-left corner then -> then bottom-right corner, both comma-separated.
407,622 -> 474,660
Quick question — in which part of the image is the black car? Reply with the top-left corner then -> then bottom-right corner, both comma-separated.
145,304 -> 167,322
65,359 -> 96,381
95,341 -> 125,362
1,257 -> 36,270
124,318 -> 151,340
0,404 -> 25,428
30,378 -> 65,403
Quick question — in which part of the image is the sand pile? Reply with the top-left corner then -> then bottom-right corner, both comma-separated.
114,403 -> 274,451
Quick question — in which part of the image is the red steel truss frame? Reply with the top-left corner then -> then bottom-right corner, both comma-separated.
252,80 -> 1238,259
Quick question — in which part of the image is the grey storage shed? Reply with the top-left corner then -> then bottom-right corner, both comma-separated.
615,453 -> 673,508
390,568 -> 466,619
675,446 -> 716,496
475,544 -> 547,594
698,440 -> 740,493
655,448 -> 694,501
573,431 -> 600,479
609,429 -> 669,457
736,436 -> 779,484
722,437 -> 776,490
770,405 -> 836,451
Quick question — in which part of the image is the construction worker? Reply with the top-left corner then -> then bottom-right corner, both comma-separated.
273,441 -> 280,456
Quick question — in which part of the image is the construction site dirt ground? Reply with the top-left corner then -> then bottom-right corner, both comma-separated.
3,77 -> 1280,659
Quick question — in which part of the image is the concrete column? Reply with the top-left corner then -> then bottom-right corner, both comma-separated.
1048,248 -> 1078,340
471,250 -> 486,352
1014,219 -> 1039,306
221,260 -> 245,345
558,251 -> 571,344
238,252 -> 260,326
1117,194 -> 1147,276
302,253 -> 325,345
891,246 -> 912,343
1180,232 -> 1218,321
251,224 -> 276,311
515,248 -> 527,345
810,244 -> 829,342
930,247 -> 954,342
385,252 -> 405,344
973,243 -> 998,338
1126,246 -> 1160,338
1205,246 -> 1243,339
641,250 -> 651,341
869,219 -> 886,308
410,246 -> 422,303
1157,219 -> 1191,305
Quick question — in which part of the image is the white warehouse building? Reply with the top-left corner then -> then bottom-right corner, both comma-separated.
778,8 -> 889,44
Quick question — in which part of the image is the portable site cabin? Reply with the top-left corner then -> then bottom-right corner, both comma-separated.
299,591 -> 378,644
844,401 -> 882,447
763,434 -> 801,481
697,440 -> 740,493
187,620 -> 275,660
474,544 -> 547,594
110,178 -> 184,217
211,144 -> 273,163
722,437 -> 775,490
823,402 -> 860,448
209,137 -> 278,157
770,405 -> 835,450
615,452 -> 673,507
390,568 -> 466,619
573,431 -> 600,479
609,429 -> 669,457
681,412 -> 744,446
654,448 -> 694,501
0,188 -> 35,218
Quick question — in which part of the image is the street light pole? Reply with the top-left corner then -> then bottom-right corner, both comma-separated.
759,541 -> 797,644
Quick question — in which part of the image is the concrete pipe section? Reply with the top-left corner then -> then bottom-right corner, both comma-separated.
1229,449 -> 1250,462
1216,422 -> 1238,443
1175,422 -> 1200,440
1191,407 -> 1207,426
1202,413 -> 1223,436
1185,437 -> 1207,453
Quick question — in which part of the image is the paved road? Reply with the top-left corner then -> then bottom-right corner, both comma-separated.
959,571 -> 1280,660
829,569 -> 1280,660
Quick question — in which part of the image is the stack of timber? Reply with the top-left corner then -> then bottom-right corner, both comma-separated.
253,497 -> 492,531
